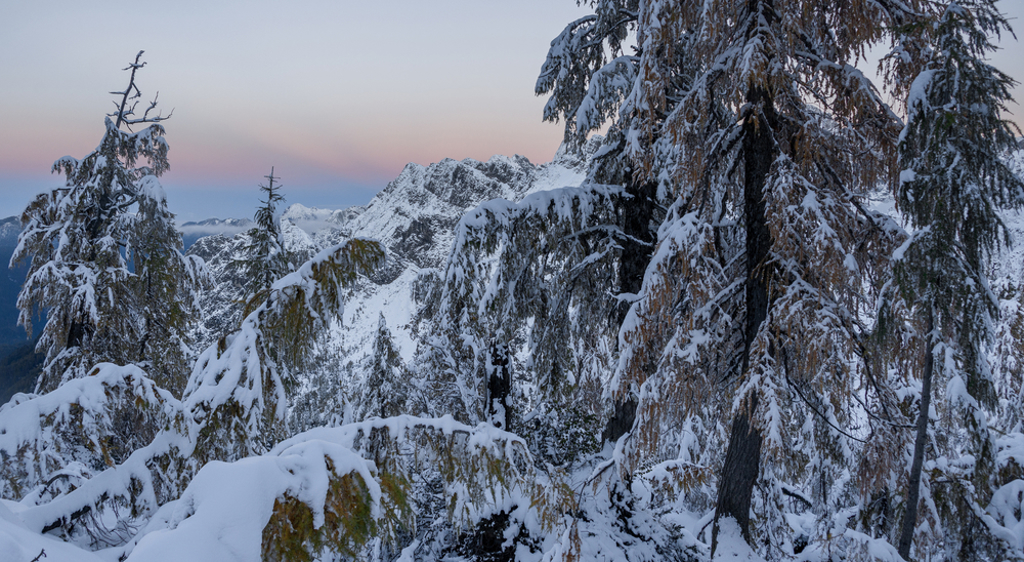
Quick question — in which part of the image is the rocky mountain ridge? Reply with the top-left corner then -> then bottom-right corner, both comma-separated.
185,147 -> 595,420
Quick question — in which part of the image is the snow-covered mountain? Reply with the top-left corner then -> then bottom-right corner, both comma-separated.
280,203 -> 363,233
186,146 -> 595,413
0,216 -> 18,244
179,217 -> 253,249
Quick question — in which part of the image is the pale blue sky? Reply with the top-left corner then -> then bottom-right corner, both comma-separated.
0,0 -> 592,221
1,1 -> 1022,222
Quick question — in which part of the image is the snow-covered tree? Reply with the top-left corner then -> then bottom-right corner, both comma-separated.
238,167 -> 292,317
423,184 -> 624,433
355,314 -> 407,421
592,1 -> 917,555
130,177 -> 207,396
532,0 -> 930,558
893,1 -> 1024,558
528,1 -> 675,446
10,51 -> 200,394
188,238 -> 387,461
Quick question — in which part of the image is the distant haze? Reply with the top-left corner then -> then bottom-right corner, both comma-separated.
1,0 -> 1022,222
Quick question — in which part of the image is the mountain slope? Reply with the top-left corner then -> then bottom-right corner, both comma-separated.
186,147 -> 595,425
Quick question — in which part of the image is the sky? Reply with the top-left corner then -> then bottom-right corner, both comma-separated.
1,1 -> 1023,223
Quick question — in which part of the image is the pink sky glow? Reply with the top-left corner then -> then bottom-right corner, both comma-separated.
1,1 -> 1022,222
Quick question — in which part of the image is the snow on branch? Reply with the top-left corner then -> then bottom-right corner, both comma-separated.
183,238 -> 386,460
0,365 -> 184,503
112,416 -> 529,561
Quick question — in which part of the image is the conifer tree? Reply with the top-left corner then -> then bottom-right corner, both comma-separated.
11,52 -> 199,394
426,185 -> 624,428
535,0 -> 657,440
239,167 -> 292,317
356,314 -> 407,421
129,176 -> 207,395
575,1 -> 916,554
531,2 -> 927,556
894,1 -> 1024,558
187,237 -> 387,461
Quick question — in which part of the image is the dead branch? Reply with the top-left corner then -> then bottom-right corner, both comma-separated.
108,51 -> 173,130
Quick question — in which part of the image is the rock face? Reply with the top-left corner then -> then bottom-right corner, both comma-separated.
357,154 -> 538,270
185,147 -> 594,410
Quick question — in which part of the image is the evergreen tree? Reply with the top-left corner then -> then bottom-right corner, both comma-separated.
599,0 -> 915,554
893,1 -> 1024,558
11,52 -> 200,394
187,238 -> 387,461
130,175 -> 207,396
425,184 -> 624,429
536,0 -> 924,556
536,0 -> 659,440
356,314 -> 407,421
239,167 -> 292,317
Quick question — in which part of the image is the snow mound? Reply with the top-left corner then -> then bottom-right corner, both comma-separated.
0,500 -> 104,562
712,518 -> 765,561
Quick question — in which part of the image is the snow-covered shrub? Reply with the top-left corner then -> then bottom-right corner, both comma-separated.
185,238 -> 386,462
120,416 -> 532,562
0,365 -> 183,502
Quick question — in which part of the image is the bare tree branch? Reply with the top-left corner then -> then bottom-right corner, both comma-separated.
108,51 -> 172,130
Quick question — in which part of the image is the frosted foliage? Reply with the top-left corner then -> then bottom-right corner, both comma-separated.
185,238 -> 385,461
536,1 -> 639,148
0,364 -> 194,551
0,365 -> 183,503
12,116 -> 202,395
426,183 -> 624,424
887,0 -> 1024,558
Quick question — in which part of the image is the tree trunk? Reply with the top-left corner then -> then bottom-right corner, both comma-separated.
618,178 -> 657,301
711,83 -> 776,556
604,178 -> 655,443
602,395 -> 637,443
712,394 -> 764,552
898,310 -> 934,560
487,339 -> 512,430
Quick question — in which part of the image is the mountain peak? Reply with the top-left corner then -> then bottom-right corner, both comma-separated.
281,203 -> 365,234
